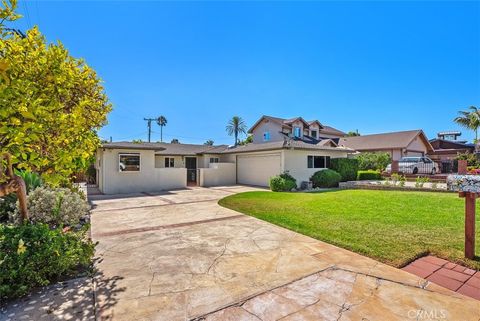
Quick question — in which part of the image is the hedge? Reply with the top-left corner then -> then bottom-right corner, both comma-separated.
269,172 -> 297,192
357,170 -> 382,181
310,169 -> 341,188
329,158 -> 359,182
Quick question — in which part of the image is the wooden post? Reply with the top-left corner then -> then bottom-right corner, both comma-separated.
458,160 -> 468,175
391,160 -> 399,174
459,192 -> 476,259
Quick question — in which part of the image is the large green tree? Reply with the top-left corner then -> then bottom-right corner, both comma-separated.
0,2 -> 112,184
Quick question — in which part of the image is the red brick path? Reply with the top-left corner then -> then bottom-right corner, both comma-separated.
402,256 -> 480,300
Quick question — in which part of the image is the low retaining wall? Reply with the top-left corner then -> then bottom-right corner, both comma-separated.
339,181 -> 452,193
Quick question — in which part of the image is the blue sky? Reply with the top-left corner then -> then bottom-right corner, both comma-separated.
11,1 -> 480,145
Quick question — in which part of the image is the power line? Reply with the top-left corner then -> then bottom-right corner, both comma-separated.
21,0 -> 32,29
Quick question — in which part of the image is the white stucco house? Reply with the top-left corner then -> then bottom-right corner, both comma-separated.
95,115 -> 352,194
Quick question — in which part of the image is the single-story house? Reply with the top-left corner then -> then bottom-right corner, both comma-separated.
338,130 -> 434,161
96,115 -> 352,194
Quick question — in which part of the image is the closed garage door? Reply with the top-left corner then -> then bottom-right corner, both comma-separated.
237,153 -> 281,187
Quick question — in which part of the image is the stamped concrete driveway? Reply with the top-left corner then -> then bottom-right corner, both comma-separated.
90,186 -> 479,321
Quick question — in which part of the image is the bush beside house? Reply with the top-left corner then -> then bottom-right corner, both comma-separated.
357,170 -> 382,180
329,158 -> 359,181
0,171 -> 94,301
0,223 -> 94,300
310,169 -> 341,188
270,172 -> 297,192
355,152 -> 391,171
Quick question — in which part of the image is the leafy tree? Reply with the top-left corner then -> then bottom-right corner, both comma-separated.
0,23 -> 112,185
170,138 -> 180,144
355,152 -> 391,171
226,116 -> 247,146
346,130 -> 360,137
204,139 -> 214,146
238,135 -> 253,145
132,139 -> 143,143
156,115 -> 167,142
454,106 -> 480,142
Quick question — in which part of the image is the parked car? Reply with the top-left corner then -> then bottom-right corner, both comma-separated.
386,156 -> 438,175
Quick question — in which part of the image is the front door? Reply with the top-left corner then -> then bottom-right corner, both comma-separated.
185,157 -> 197,185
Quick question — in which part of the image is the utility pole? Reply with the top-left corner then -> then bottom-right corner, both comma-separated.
143,118 -> 155,142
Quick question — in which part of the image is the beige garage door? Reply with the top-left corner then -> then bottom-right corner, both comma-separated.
237,153 -> 281,187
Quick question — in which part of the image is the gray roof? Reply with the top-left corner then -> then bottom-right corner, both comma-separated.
101,142 -> 167,151
320,125 -> 347,137
101,142 -> 228,155
338,130 -> 433,152
220,139 -> 352,154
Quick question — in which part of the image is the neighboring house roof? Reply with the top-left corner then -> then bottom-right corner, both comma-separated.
338,130 -> 433,152
220,139 -> 351,154
101,142 -> 228,155
429,139 -> 474,150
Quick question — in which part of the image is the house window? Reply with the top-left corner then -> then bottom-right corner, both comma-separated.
310,130 -> 318,139
294,127 -> 301,138
307,156 -> 331,169
263,131 -> 270,141
209,157 -> 219,163
119,153 -> 140,172
164,157 -> 175,168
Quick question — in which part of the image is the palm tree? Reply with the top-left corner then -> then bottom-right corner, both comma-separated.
226,116 -> 247,146
204,139 -> 214,146
156,116 -> 167,142
454,106 -> 480,142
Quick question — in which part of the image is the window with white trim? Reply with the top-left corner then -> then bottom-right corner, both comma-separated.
164,157 -> 175,168
209,157 -> 219,163
310,130 -> 318,139
119,153 -> 140,172
307,155 -> 330,169
263,131 -> 270,141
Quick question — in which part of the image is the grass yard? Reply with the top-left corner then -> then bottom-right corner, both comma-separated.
218,190 -> 480,270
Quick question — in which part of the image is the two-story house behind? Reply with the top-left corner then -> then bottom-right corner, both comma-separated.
248,115 -> 346,144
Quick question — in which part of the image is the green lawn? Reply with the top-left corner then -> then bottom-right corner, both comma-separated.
218,190 -> 480,269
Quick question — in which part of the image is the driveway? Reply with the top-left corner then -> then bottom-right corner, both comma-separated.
90,186 -> 479,321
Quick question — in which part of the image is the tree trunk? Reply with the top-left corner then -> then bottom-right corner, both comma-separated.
234,131 -> 238,146
0,153 -> 28,222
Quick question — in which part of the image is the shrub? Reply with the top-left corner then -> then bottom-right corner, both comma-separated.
269,172 -> 297,192
357,170 -> 382,181
456,152 -> 480,167
310,169 -> 341,188
14,170 -> 43,193
355,152 -> 391,171
0,223 -> 95,300
1,171 -> 43,222
329,158 -> 359,182
0,194 -> 17,223
415,176 -> 430,188
12,187 -> 89,227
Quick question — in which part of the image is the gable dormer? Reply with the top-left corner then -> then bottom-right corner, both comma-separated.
306,120 -> 323,139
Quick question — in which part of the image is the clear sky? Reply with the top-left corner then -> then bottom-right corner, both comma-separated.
11,1 -> 480,145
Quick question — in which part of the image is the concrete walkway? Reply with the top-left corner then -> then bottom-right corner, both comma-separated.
90,186 -> 479,321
